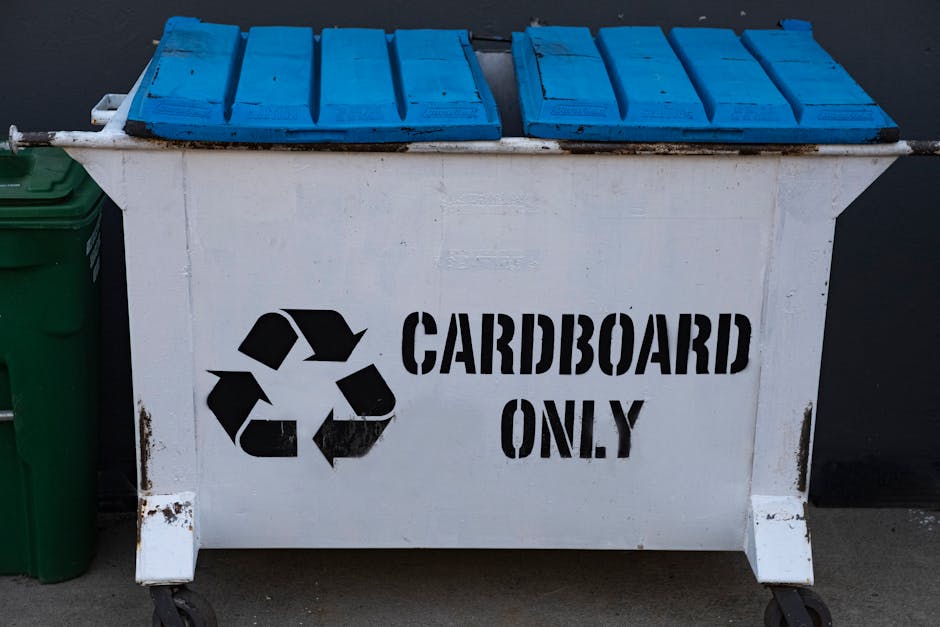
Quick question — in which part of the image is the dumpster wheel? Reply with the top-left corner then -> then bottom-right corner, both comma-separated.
150,585 -> 218,627
764,586 -> 832,627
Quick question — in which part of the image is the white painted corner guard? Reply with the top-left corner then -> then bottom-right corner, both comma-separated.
136,492 -> 198,585
746,495 -> 813,585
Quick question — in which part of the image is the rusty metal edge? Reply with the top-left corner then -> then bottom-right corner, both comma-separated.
10,125 -> 940,156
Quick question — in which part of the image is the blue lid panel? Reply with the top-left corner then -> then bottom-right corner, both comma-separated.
668,28 -> 796,128
126,17 -> 500,143
741,30 -> 885,129
318,29 -> 401,128
141,20 -> 243,127
517,27 -> 621,124
596,27 -> 709,128
229,27 -> 315,131
513,25 -> 897,143
394,30 -> 490,124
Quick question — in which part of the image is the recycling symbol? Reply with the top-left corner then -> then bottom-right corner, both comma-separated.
207,310 -> 396,466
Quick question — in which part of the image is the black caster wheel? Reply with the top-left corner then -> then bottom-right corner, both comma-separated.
150,585 -> 218,627
764,586 -> 832,627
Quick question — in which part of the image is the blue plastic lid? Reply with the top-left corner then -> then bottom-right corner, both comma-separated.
125,17 -> 500,143
512,26 -> 897,143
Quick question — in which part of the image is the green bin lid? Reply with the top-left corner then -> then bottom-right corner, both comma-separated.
0,148 -> 103,222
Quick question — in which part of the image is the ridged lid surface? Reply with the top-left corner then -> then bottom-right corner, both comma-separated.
125,17 -> 501,143
512,25 -> 897,143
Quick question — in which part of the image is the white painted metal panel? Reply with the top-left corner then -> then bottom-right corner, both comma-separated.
182,151 -> 771,550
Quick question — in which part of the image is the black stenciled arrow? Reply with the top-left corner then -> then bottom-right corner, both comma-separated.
240,419 -> 298,457
284,309 -> 365,362
313,411 -> 393,467
238,312 -> 298,370
206,371 -> 271,443
336,364 -> 397,416
313,364 -> 397,466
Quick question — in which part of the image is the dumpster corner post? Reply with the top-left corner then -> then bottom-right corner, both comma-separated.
744,155 -> 896,587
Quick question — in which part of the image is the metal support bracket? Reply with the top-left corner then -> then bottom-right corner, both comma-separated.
91,93 -> 127,126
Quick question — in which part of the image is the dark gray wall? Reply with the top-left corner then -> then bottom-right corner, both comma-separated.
3,1 -> 939,507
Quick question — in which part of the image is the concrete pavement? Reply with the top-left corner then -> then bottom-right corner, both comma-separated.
1,507 -> 938,625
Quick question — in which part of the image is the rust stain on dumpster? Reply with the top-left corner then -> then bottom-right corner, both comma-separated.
796,403 -> 813,492
906,139 -> 940,155
116,127 -> 411,153
138,402 -> 153,492
161,501 -> 186,524
136,497 -> 146,549
137,498 -> 193,549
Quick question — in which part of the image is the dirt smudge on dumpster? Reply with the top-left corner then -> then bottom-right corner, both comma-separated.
804,502 -> 812,543
160,138 -> 410,153
796,402 -> 813,492
138,402 -> 153,492
877,126 -> 901,143
556,141 -> 821,157
765,511 -> 805,521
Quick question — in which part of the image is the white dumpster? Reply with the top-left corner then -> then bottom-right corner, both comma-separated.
12,17 -> 939,627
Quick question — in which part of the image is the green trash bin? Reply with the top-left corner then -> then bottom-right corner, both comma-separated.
0,147 -> 104,582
